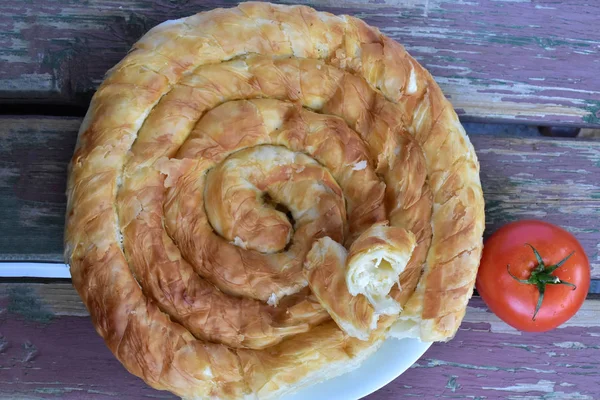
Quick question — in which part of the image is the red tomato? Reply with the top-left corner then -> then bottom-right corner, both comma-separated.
476,220 -> 590,332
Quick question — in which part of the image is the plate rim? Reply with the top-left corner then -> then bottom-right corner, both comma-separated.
283,337 -> 432,400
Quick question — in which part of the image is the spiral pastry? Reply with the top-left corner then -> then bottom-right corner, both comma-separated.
64,2 -> 485,399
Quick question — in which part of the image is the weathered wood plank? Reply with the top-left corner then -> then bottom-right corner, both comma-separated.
1,0 -> 599,125
0,117 -> 78,262
5,283 -> 599,328
1,284 -> 599,399
478,137 -> 600,281
372,304 -> 600,399
580,129 -> 600,139
2,117 -> 600,284
1,283 -> 88,318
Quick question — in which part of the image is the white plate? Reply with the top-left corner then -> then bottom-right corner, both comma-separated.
285,338 -> 431,400
0,262 -> 71,278
2,262 -> 431,400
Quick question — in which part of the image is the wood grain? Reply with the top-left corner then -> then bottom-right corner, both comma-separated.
0,0 -> 599,125
4,283 -> 599,328
2,117 -> 600,285
1,283 -> 598,399
0,117 -> 78,261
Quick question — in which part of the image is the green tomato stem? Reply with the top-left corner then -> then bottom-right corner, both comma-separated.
507,244 -> 577,321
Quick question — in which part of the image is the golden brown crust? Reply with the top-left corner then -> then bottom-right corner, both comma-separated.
305,237 -> 377,341
65,2 -> 484,398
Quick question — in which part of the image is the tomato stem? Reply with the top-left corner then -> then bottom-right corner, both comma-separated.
533,283 -> 545,321
507,244 -> 577,321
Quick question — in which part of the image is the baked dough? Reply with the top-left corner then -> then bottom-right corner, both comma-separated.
64,2 -> 485,398
346,224 -> 416,314
306,237 -> 378,341
306,225 -> 416,340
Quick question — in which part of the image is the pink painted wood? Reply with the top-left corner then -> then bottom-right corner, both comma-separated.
2,292 -> 599,399
0,0 -> 599,125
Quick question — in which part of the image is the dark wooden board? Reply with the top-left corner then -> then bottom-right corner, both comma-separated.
1,116 -> 600,285
1,0 -> 599,125
1,283 -> 599,399
0,117 -> 78,262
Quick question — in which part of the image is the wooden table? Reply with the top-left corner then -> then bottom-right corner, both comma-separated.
1,1 -> 599,399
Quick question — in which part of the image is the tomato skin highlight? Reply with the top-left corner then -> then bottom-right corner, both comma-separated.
476,220 -> 590,332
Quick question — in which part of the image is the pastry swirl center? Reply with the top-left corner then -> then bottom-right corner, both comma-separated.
204,145 -> 345,254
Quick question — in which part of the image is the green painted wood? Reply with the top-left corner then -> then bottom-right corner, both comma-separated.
0,117 -> 78,262
1,117 -> 600,284
1,284 -> 599,399
0,0 -> 599,125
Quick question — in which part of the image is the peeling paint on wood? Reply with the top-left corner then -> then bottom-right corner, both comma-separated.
477,137 -> 600,280
7,283 -> 599,325
0,117 -> 78,261
2,117 -> 600,286
370,320 -> 600,399
0,308 -> 176,399
0,283 -> 87,317
0,284 -> 598,399
482,379 -> 555,393
5,286 -> 54,323
0,0 -> 599,125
